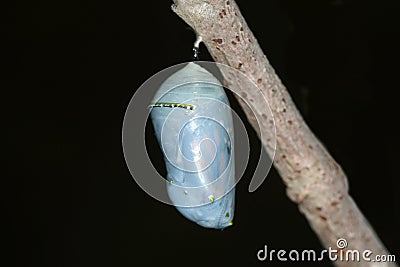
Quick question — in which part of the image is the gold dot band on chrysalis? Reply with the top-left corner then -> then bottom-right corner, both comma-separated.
149,102 -> 197,110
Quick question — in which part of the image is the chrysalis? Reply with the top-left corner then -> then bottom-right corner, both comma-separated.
150,62 -> 235,229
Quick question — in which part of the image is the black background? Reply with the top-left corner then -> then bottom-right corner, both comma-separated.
3,0 -> 399,266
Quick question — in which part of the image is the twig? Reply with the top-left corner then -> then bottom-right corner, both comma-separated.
172,1 -> 397,266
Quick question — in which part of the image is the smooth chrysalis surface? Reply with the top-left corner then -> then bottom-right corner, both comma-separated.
150,62 -> 235,229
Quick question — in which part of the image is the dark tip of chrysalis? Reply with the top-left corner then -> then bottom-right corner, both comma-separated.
192,47 -> 200,61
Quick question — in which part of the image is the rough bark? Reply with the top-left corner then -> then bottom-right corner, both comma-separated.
172,1 -> 397,266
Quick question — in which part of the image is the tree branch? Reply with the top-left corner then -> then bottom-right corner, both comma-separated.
172,1 -> 396,266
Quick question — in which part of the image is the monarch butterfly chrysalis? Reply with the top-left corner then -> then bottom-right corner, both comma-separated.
150,62 -> 235,229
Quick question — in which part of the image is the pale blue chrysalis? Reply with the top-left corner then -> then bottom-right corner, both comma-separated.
150,62 -> 235,229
